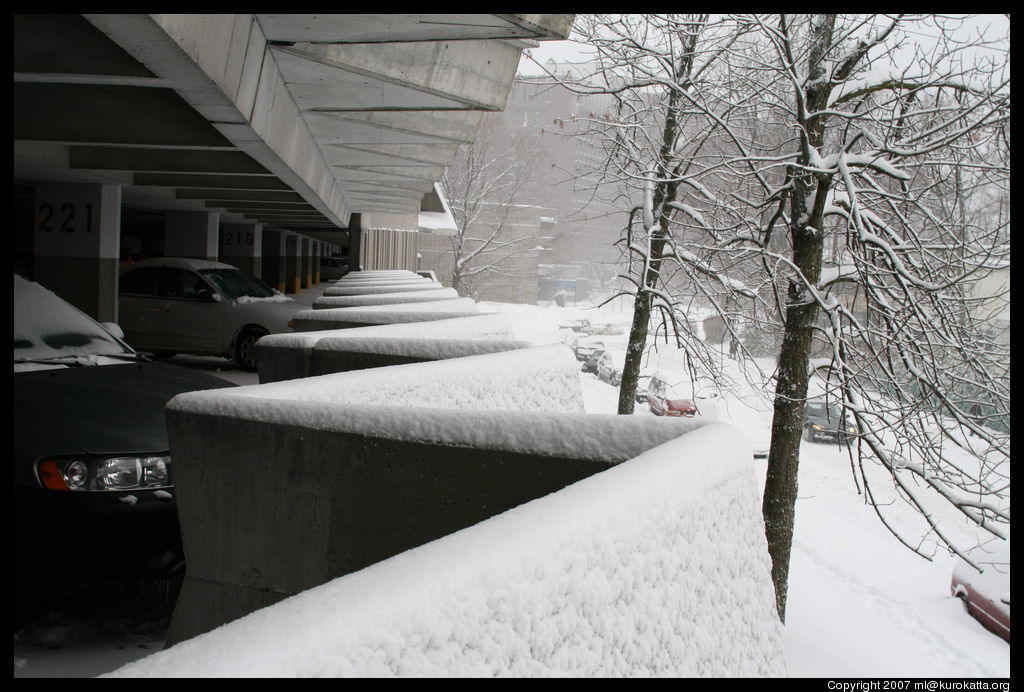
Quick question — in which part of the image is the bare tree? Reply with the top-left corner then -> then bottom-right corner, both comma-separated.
533,13 -> 1010,621
441,115 -> 545,299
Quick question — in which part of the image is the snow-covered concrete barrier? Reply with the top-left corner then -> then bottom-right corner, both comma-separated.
312,287 -> 460,309
111,413 -> 784,676
163,346 -> 757,642
291,298 -> 480,332
256,313 -> 517,382
323,283 -> 451,296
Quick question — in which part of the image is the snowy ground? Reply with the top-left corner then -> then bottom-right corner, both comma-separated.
13,298 -> 1010,678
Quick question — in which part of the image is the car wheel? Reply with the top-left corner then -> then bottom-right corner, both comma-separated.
803,427 -> 812,442
234,327 -> 268,371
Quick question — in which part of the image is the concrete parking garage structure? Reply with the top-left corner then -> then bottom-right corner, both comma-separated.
14,14 -> 574,320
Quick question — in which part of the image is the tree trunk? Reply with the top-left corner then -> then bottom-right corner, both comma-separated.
761,14 -> 835,622
617,231 -> 670,414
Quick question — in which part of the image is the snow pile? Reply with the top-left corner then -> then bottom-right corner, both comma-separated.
105,423 -> 785,678
313,288 -> 460,308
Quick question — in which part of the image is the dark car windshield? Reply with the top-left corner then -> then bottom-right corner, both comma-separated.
14,274 -> 133,363
806,402 -> 841,420
200,268 -> 276,300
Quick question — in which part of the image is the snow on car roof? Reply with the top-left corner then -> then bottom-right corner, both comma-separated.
14,273 -> 130,363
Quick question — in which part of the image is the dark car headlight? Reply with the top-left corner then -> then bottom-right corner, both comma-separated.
37,455 -> 172,491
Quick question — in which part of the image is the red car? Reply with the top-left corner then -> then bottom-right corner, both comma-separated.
950,539 -> 1010,642
649,394 -> 699,417
647,376 -> 699,417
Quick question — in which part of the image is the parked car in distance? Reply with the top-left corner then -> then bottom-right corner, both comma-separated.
573,338 -> 605,363
635,375 -> 653,404
118,257 -> 299,371
582,348 -> 605,375
648,375 -> 698,417
558,318 -> 592,334
319,256 -> 349,281
14,274 -> 234,590
596,349 -> 627,386
951,539 -> 1010,643
646,375 -> 720,418
802,399 -> 857,444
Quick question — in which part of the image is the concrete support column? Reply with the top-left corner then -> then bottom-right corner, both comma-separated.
220,223 -> 263,277
349,217 -> 363,272
33,183 -> 121,323
312,240 -> 322,284
165,211 -> 219,261
261,229 -> 287,293
284,232 -> 301,294
300,236 -> 312,289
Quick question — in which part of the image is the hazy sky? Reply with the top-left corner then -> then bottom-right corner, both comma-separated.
516,14 -> 1009,77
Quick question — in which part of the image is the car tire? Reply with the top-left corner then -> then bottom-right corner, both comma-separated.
234,327 -> 268,372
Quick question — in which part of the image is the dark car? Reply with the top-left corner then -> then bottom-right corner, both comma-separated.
582,348 -> 605,375
951,539 -> 1010,642
634,375 -> 653,404
573,338 -> 605,363
319,256 -> 349,281
14,274 -> 234,588
596,349 -> 627,386
802,400 -> 857,444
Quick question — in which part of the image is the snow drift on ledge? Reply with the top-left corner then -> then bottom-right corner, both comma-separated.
104,423 -> 785,677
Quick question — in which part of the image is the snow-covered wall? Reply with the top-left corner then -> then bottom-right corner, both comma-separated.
313,288 -> 460,308
159,346 -> 723,647
192,344 -> 586,414
324,284 -> 450,296
256,313 -> 517,382
107,422 -> 785,677
292,299 -> 480,331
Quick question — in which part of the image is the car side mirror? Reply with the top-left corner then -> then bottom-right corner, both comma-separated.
197,289 -> 221,303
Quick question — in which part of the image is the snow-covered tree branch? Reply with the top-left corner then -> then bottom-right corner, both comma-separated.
544,13 -> 1010,622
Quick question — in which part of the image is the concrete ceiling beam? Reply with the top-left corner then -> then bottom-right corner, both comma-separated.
256,14 -> 571,44
85,14 -> 352,227
14,83 -> 233,148
272,38 -> 523,111
321,143 -> 460,169
306,110 -> 484,145
137,173 -> 290,190
68,146 -> 270,174
176,189 -> 307,203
